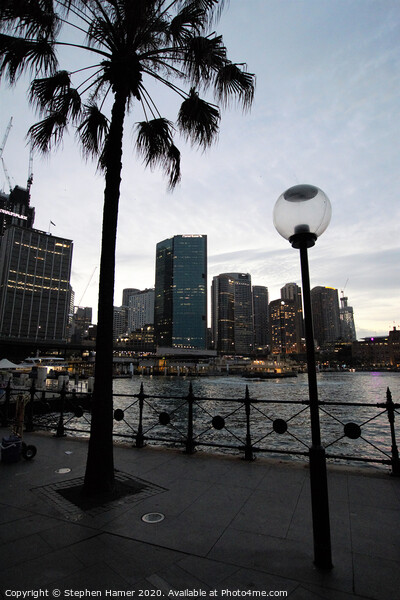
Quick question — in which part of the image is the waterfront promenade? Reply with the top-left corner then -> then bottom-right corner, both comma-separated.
0,433 -> 399,599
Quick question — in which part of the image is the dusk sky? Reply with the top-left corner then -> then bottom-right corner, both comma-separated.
0,0 -> 399,339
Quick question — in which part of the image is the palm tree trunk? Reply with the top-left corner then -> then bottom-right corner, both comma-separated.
83,89 -> 127,495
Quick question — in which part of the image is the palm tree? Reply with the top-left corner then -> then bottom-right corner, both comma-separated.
0,0 -> 255,495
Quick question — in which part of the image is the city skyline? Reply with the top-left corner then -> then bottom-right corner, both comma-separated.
0,0 -> 399,339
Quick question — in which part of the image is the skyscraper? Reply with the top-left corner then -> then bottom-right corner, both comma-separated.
154,235 -> 207,349
128,288 -> 155,332
122,288 -> 140,307
339,294 -> 357,341
281,282 -> 304,353
269,299 -> 297,354
0,225 -> 73,341
113,306 -> 127,340
310,286 -> 340,348
71,306 -> 92,342
211,274 -> 235,354
252,285 -> 269,351
212,273 -> 254,355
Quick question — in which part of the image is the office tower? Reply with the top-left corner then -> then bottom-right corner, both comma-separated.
127,288 -> 155,331
281,282 -> 304,353
227,273 -> 254,354
211,274 -> 235,354
122,288 -> 140,307
310,286 -> 340,348
252,285 -> 269,351
269,299 -> 297,354
154,235 -> 207,349
339,294 -> 357,341
71,306 -> 92,342
113,306 -> 127,340
212,273 -> 253,355
0,225 -> 73,340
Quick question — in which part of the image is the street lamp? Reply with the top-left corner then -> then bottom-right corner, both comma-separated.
273,184 -> 333,570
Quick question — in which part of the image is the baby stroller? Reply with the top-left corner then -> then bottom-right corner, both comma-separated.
1,394 -> 37,463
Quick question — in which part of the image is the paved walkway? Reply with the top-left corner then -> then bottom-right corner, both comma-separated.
0,433 -> 399,599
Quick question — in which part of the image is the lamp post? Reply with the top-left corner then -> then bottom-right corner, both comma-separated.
273,184 -> 333,570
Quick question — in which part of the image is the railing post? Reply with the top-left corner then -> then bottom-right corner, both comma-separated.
386,387 -> 400,476
135,382 -> 146,448
185,381 -> 195,454
0,378 -> 12,427
55,381 -> 66,437
25,379 -> 35,432
244,385 -> 255,461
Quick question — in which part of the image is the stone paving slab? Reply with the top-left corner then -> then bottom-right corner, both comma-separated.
0,432 -> 398,600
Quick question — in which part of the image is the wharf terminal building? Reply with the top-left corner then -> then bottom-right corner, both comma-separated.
0,185 -> 73,343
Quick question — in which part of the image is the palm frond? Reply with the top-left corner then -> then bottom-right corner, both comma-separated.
215,62 -> 255,110
77,102 -> 109,162
0,33 -> 57,83
29,70 -> 71,112
183,34 -> 226,85
164,142 -> 181,189
176,0 -> 226,27
0,0 -> 60,39
87,15 -> 116,53
29,72 -> 82,131
27,111 -> 68,153
177,87 -> 220,147
168,4 -> 204,45
136,117 -> 174,167
136,117 -> 181,188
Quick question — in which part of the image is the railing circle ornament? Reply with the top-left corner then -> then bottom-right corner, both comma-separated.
159,412 -> 170,426
273,418 -> 288,435
212,415 -> 225,430
114,408 -> 124,422
74,406 -> 84,418
344,422 -> 362,440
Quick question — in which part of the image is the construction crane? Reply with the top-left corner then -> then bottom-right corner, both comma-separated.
78,266 -> 97,306
341,278 -> 349,298
26,142 -> 34,193
0,117 -> 12,159
1,158 -> 12,192
0,117 -> 13,192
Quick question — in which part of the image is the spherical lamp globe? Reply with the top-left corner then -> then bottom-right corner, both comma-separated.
273,184 -> 331,247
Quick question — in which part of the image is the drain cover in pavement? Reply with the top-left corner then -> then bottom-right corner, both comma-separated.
142,512 -> 165,523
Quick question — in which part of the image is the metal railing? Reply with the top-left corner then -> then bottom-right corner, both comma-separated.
1,379 -> 399,475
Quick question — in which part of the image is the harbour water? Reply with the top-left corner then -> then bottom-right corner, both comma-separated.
109,371 -> 400,469
113,370 -> 400,404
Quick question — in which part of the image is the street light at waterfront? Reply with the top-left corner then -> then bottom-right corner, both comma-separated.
273,184 -> 333,569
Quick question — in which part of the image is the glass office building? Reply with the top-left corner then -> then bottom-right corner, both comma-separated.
155,235 -> 207,349
211,272 -> 254,355
0,225 -> 73,341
